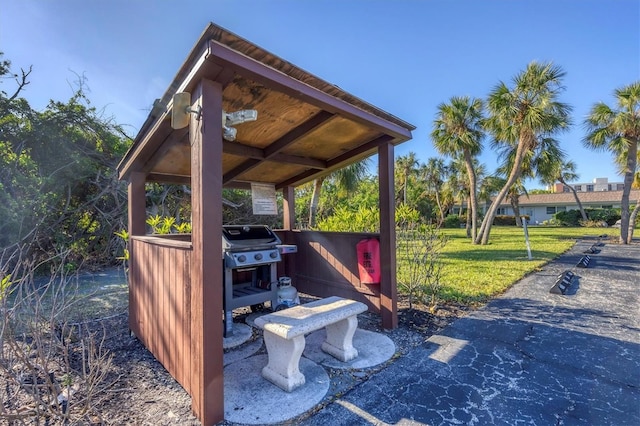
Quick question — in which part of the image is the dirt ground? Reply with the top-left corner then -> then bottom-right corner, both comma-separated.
1,269 -> 470,425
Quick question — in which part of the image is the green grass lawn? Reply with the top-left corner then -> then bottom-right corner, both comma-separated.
421,226 -> 619,305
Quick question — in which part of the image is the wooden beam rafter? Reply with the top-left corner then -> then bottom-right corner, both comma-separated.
223,111 -> 333,184
276,134 -> 394,189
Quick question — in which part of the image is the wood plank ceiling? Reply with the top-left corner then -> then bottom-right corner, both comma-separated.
117,23 -> 415,189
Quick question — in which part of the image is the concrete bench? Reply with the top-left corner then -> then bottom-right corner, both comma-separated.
254,296 -> 368,392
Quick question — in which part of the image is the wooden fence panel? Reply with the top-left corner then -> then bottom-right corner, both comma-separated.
129,237 -> 193,395
276,230 -> 382,313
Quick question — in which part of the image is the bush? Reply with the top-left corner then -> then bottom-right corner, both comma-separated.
443,214 -> 462,228
554,210 -> 582,226
1,246 -> 114,424
396,224 -> 448,311
580,219 -> 610,228
586,208 -> 620,226
492,215 -> 529,226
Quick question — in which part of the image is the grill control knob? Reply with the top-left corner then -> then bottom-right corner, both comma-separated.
270,251 -> 278,259
254,253 -> 263,261
237,254 -> 247,263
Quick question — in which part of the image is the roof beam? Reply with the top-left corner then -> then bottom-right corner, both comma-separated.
223,111 -> 333,184
276,134 -> 394,189
223,141 -> 326,169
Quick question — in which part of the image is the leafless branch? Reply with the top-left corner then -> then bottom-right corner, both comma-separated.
8,65 -> 32,100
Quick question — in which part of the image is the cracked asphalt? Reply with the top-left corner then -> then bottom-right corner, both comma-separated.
302,238 -> 640,425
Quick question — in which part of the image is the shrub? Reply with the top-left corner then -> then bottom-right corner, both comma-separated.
586,208 -> 620,226
492,215 -> 530,226
554,209 -> 582,226
443,214 -> 462,228
1,246 -> 114,424
580,219 -> 610,228
316,206 -> 380,232
396,224 -> 448,311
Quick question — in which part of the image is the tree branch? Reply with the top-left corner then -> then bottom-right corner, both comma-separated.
8,65 -> 32,100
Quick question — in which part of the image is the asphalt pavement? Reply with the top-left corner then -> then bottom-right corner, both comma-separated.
301,238 -> 640,425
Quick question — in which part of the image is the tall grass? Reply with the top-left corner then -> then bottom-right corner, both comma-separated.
399,226 -> 617,304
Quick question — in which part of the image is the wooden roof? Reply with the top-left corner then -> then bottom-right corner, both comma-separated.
117,23 -> 415,188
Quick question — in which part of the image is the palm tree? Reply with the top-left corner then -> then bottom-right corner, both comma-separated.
628,169 -> 640,241
396,152 -> 419,205
421,158 -> 448,226
539,160 -> 587,221
583,81 -> 640,244
308,160 -> 369,228
476,61 -> 572,245
432,96 -> 485,241
506,179 -> 528,227
463,161 -> 487,236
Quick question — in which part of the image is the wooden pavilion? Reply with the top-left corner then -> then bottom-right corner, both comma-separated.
117,23 -> 414,425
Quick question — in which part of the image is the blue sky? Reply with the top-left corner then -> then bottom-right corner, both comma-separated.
1,0 -> 638,189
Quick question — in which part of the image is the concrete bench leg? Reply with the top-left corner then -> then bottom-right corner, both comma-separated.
261,330 -> 306,392
322,315 -> 359,362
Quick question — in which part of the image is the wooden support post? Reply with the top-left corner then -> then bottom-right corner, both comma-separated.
127,171 -> 146,338
283,186 -> 296,231
378,142 -> 398,330
282,186 -> 297,280
127,172 -> 146,237
190,79 -> 224,425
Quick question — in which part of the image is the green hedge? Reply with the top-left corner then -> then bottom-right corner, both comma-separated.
554,210 -> 582,226
492,215 -> 529,226
554,209 -> 621,227
585,208 -> 620,226
443,214 -> 463,228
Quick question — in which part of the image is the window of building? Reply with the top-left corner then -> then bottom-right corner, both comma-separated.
574,185 -> 582,191
497,207 -> 507,215
586,184 -> 594,192
617,184 -> 625,190
563,186 -> 570,193
546,206 -> 566,215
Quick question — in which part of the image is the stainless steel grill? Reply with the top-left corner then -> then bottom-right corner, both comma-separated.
222,225 -> 281,337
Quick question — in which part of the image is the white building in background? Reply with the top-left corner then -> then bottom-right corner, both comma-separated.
488,178 -> 639,225
550,177 -> 625,193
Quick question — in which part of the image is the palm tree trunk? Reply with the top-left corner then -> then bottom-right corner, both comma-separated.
463,150 -> 479,242
465,197 -> 472,238
620,141 -> 638,244
308,176 -> 326,228
627,196 -> 640,242
403,167 -> 409,205
476,135 -> 530,245
434,190 -> 445,227
561,178 -> 588,221
511,196 -> 522,227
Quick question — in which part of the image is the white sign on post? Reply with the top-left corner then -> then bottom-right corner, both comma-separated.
251,183 -> 278,215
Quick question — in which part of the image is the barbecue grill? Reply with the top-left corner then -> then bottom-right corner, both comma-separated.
222,225 -> 282,337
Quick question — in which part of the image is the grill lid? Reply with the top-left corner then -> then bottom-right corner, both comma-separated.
222,225 -> 281,250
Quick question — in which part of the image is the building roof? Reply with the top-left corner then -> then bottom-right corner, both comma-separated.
508,190 -> 640,206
